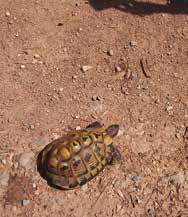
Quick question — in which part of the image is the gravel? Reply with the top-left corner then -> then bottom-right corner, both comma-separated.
0,171 -> 10,186
19,152 -> 34,170
169,170 -> 185,186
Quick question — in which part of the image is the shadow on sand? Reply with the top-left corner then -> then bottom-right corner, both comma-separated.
88,0 -> 188,16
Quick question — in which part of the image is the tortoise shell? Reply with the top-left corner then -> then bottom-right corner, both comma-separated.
38,122 -> 121,190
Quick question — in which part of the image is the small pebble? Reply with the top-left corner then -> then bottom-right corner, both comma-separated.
22,199 -> 30,206
1,159 -> 7,165
19,152 -> 34,169
29,124 -> 35,130
5,11 -> 11,17
59,87 -> 63,92
132,175 -> 141,182
20,64 -> 26,69
169,170 -> 185,186
117,127 -> 124,137
166,106 -> 173,111
52,133 -> 60,140
115,66 -> 121,72
129,40 -> 137,47
55,197 -> 63,205
81,183 -> 88,192
81,65 -> 92,72
92,95 -> 101,101
107,49 -> 114,56
74,115 -> 80,119
166,106 -> 173,114
34,54 -> 40,59
0,171 -> 10,186
76,126 -> 81,130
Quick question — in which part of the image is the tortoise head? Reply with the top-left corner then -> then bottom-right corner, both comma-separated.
104,124 -> 119,145
106,124 -> 119,138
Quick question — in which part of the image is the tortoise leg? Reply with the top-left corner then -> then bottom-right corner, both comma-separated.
106,144 -> 121,165
86,121 -> 103,129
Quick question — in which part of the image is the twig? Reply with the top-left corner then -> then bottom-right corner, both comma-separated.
140,58 -> 151,78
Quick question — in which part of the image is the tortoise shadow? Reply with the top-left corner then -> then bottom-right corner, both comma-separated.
89,0 -> 188,15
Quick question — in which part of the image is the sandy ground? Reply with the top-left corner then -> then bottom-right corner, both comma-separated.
0,0 -> 188,216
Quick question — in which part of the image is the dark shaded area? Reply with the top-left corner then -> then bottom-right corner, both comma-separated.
89,0 -> 188,15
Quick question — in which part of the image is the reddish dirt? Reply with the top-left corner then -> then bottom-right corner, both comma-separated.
0,0 -> 187,217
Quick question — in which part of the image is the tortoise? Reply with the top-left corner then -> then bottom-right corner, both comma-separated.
37,121 -> 121,190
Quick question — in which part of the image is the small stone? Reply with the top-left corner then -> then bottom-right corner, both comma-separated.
34,54 -> 40,59
129,40 -> 137,47
1,159 -> 7,165
175,133 -> 181,139
132,175 -> 141,182
166,106 -> 173,111
81,183 -> 88,192
117,127 -> 124,137
33,183 -> 37,188
22,199 -> 30,206
107,49 -> 114,56
55,197 -> 63,205
52,133 -> 60,140
138,118 -> 144,123
0,171 -> 10,186
5,11 -> 11,17
155,99 -> 160,104
92,95 -> 101,101
115,66 -> 121,72
76,126 -> 81,130
166,106 -> 173,114
29,124 -> 35,130
74,115 -> 80,119
20,64 -> 26,69
169,170 -> 185,186
19,152 -> 34,169
59,87 -> 63,92
81,65 -> 92,72
72,75 -> 77,82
